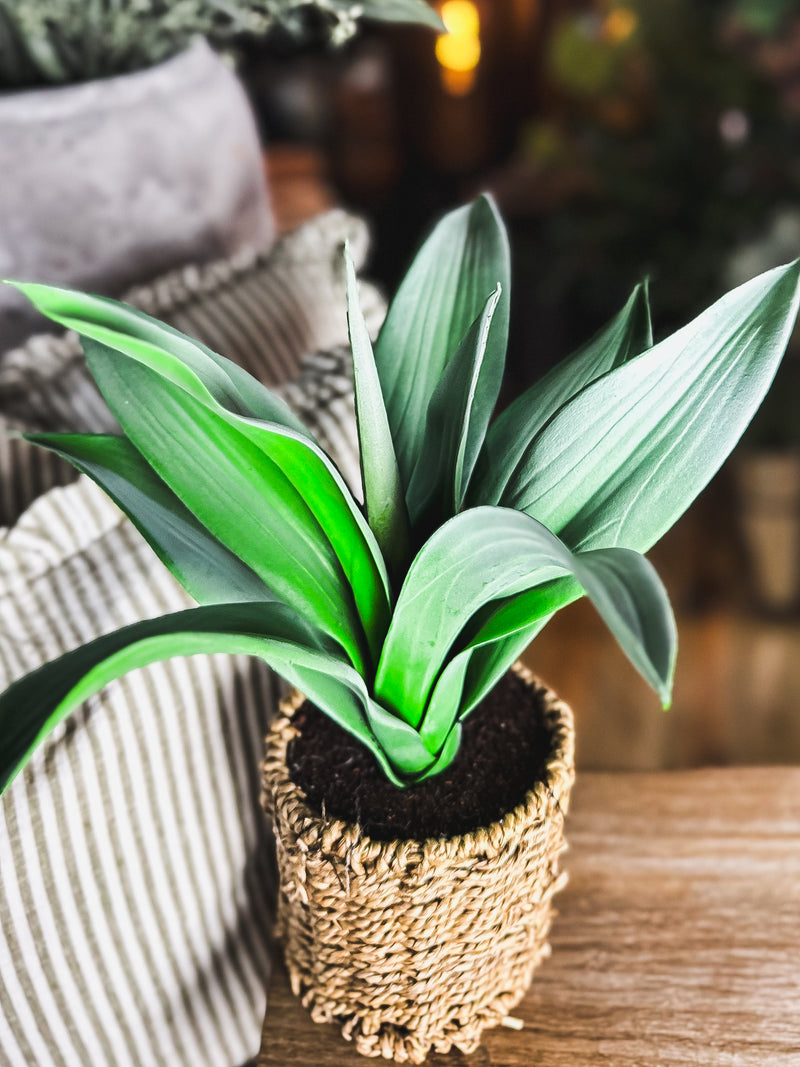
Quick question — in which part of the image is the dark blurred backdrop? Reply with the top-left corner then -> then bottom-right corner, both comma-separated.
241,0 -> 800,395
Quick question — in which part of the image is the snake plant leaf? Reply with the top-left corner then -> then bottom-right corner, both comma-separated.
376,507 -> 676,732
25,431 -> 274,606
217,401 -> 392,667
6,281 -> 311,437
361,699 -> 440,776
419,539 -> 675,757
81,342 -> 378,673
414,722 -> 463,783
419,608 -> 559,759
43,309 -> 392,656
418,651 -> 471,754
278,661 -> 407,788
502,260 -> 800,553
83,334 -> 391,667
373,193 -> 510,489
40,302 -> 392,646
473,280 -> 652,505
406,285 -> 503,530
427,575 -> 582,742
344,243 -> 409,579
0,601 -> 340,795
282,656 -> 439,781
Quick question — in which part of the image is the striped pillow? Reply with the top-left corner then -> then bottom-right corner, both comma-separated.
0,478 -> 280,1067
0,214 -> 382,1067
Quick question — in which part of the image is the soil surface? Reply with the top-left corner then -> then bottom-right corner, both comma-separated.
287,670 -> 553,841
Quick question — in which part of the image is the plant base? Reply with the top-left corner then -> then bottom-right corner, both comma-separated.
261,662 -> 575,1063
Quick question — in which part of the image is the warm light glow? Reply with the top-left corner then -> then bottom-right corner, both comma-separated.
436,0 -> 481,96
440,0 -> 479,40
603,6 -> 638,44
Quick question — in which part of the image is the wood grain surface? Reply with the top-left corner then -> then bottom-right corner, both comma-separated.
259,767 -> 800,1066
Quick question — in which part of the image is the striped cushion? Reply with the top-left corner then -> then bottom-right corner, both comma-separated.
0,214 -> 381,1067
0,479 -> 279,1067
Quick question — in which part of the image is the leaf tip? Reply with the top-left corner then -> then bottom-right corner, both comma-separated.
659,675 -> 674,710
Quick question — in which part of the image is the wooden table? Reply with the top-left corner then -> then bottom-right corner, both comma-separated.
259,768 -> 800,1066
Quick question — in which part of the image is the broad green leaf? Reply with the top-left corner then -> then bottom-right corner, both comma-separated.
54,316 -> 392,661
223,407 -> 392,667
419,652 -> 470,753
10,281 -> 392,661
421,545 -> 673,762
376,507 -> 676,732
473,281 -> 652,505
0,601 -> 339,795
0,575 -> 428,791
357,0 -> 445,31
458,613 -> 562,721
282,658 -> 439,781
344,243 -> 410,579
82,335 -> 392,667
374,194 -> 511,489
7,281 -> 311,436
406,285 -> 503,530
25,432 -> 274,606
502,260 -> 800,553
280,662 -> 407,788
81,343 -> 375,672
415,723 -> 462,783
361,699 -> 440,776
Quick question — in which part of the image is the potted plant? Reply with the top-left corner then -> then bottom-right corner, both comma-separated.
0,0 -> 441,350
1,195 -> 798,1061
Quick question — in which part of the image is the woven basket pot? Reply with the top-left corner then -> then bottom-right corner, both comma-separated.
260,661 -> 575,1063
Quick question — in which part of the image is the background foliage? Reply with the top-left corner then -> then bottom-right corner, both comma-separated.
0,0 -> 439,86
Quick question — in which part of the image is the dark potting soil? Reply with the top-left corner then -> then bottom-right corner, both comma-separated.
287,670 -> 553,842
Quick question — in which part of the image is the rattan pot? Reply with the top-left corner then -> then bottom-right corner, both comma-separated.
260,661 -> 575,1063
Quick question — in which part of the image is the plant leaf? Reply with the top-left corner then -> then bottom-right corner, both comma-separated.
81,342 -> 381,672
278,661 -> 408,788
6,281 -> 311,436
501,260 -> 800,552
25,431 -> 274,606
281,657 -> 439,781
344,242 -> 410,579
0,601 -> 346,795
415,723 -> 462,783
422,544 -> 674,763
357,0 -> 445,31
361,700 -> 440,776
376,507 -> 676,734
373,194 -> 511,490
47,312 -> 394,666
473,280 -> 652,505
406,284 -> 503,530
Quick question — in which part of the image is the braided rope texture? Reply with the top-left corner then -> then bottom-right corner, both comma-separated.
260,662 -> 575,1063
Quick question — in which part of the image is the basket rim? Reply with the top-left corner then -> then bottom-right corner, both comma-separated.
261,660 -> 575,865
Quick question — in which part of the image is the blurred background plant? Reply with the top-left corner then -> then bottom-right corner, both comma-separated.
506,0 -> 800,372
0,0 -> 441,86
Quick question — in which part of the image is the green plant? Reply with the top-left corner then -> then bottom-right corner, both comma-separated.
2,195 -> 799,793
0,0 -> 442,87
